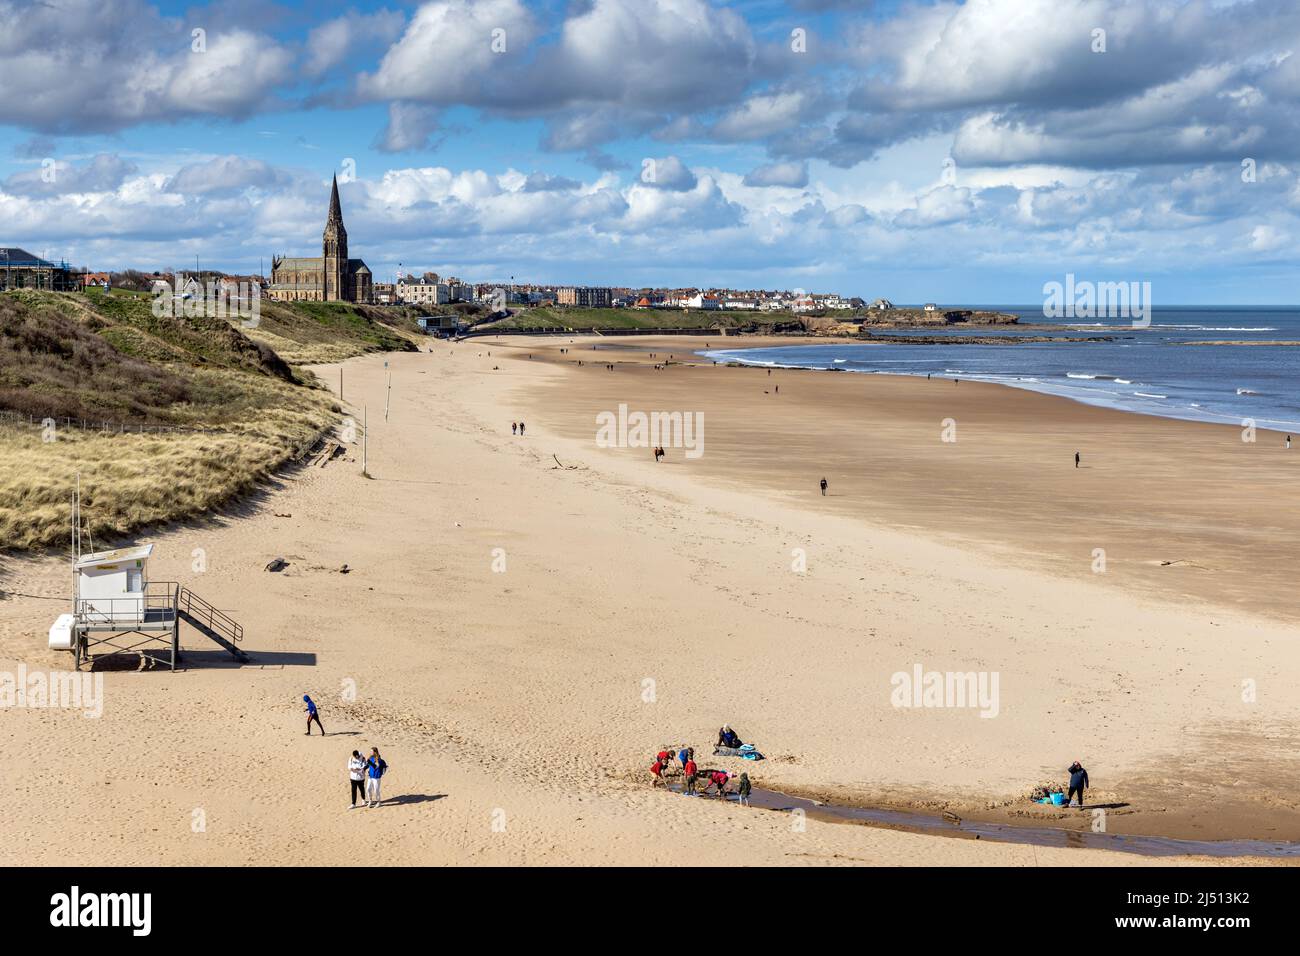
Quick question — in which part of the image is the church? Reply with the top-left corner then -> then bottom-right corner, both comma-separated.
268,176 -> 373,303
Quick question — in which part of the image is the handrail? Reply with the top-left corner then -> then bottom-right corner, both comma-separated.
74,582 -> 242,644
177,587 -> 243,643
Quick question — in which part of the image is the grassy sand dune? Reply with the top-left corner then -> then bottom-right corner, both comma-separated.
238,298 -> 423,364
0,288 -> 419,550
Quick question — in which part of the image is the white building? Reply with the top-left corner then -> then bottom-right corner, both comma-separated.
686,293 -> 722,310
397,279 -> 466,306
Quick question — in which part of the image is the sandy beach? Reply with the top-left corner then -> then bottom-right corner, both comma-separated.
1,334 -> 1296,866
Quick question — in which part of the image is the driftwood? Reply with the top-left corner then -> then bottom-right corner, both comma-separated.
313,441 -> 344,467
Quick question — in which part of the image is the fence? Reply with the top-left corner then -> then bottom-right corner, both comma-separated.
0,409 -> 228,436
0,409 -> 337,462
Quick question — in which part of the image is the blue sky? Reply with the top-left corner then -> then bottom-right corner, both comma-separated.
2,0 -> 1300,303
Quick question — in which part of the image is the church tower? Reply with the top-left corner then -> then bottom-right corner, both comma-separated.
322,174 -> 349,301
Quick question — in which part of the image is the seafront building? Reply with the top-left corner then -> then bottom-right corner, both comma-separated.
557,286 -> 613,307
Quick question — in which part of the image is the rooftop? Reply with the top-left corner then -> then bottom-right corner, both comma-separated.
76,544 -> 154,569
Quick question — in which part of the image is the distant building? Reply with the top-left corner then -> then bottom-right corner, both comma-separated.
685,293 -> 722,310
268,176 -> 373,303
373,282 -> 396,305
416,315 -> 458,336
557,286 -> 612,307
923,303 -> 938,312
869,298 -> 894,310
0,247 -> 75,291
80,272 -> 111,289
396,279 -> 447,306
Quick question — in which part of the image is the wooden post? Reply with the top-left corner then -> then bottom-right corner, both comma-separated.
362,405 -> 368,476
385,371 -> 391,421
339,367 -> 343,401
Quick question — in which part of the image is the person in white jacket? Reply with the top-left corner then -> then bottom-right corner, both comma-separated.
348,750 -> 367,809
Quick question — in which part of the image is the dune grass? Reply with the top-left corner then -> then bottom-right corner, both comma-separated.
239,299 -> 422,364
0,289 -> 389,551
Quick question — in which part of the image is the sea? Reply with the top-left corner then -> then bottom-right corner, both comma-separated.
698,307 -> 1300,432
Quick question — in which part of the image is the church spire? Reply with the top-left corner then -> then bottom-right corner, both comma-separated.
326,174 -> 344,230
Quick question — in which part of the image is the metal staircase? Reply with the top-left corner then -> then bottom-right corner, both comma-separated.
177,587 -> 249,663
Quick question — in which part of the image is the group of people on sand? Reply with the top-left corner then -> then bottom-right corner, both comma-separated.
511,421 -> 526,435
348,748 -> 390,809
303,695 -> 392,810
650,727 -> 753,806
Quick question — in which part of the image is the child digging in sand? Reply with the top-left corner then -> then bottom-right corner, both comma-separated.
650,756 -> 667,788
706,769 -> 731,800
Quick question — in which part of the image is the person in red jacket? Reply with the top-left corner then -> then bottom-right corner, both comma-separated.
650,758 -> 666,788
683,756 -> 698,796
706,770 -> 731,800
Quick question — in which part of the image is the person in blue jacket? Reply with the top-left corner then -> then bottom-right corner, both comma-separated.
366,747 -> 389,808
304,695 -> 324,736
1067,760 -> 1089,807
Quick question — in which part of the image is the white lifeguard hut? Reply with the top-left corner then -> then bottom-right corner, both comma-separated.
75,544 -> 154,623
50,481 -> 248,670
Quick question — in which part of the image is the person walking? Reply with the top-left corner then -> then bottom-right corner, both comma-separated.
303,695 -> 324,736
512,421 -> 517,435
819,477 -> 828,496
519,421 -> 526,436
737,772 -> 752,807
1287,435 -> 1292,449
366,747 -> 388,808
1067,760 -> 1089,808
348,750 -> 367,809
1074,451 -> 1081,469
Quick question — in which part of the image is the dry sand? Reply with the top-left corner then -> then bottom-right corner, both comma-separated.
1,334 -> 1296,866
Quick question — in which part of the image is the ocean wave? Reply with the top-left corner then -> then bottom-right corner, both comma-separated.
1153,325 -> 1279,331
1237,388 -> 1260,395
1134,391 -> 1168,399
1067,373 -> 1098,379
